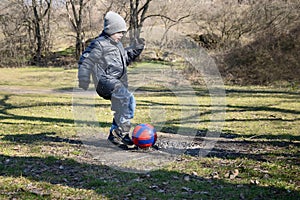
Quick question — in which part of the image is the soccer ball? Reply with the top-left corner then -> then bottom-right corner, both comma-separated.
132,124 -> 157,148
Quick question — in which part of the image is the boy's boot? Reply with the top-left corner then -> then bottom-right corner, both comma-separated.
111,129 -> 134,146
112,122 -> 134,146
108,119 -> 123,145
108,130 -> 123,145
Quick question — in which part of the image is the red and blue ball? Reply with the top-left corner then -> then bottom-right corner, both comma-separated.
132,124 -> 157,148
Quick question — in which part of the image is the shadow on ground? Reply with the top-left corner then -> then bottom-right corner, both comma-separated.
0,130 -> 299,199
0,153 -> 299,199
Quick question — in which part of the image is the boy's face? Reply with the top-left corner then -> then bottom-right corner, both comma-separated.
110,32 -> 124,43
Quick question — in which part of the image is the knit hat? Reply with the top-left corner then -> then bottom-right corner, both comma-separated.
104,11 -> 127,35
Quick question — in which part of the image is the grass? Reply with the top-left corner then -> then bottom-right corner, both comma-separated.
0,67 -> 77,89
0,63 -> 299,199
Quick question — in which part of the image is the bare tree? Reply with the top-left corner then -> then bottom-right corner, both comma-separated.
194,0 -> 300,50
0,1 -> 27,67
0,0 -> 53,66
127,0 -> 152,42
152,0 -> 190,47
108,0 -> 190,45
31,0 -> 52,64
66,0 -> 92,59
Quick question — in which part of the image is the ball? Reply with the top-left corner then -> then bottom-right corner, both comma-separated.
132,124 -> 157,148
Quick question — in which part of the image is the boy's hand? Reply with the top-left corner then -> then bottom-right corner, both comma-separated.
134,37 -> 145,49
79,81 -> 89,90
136,38 -> 145,45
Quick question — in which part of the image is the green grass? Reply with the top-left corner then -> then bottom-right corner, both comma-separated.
0,64 -> 299,199
0,67 -> 77,89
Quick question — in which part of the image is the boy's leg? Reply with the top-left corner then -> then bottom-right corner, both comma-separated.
109,118 -> 118,134
109,85 -> 136,145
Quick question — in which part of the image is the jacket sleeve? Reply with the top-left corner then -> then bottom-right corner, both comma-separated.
124,40 -> 145,65
78,40 -> 103,84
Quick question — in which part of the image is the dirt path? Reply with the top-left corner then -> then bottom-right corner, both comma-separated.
0,85 -> 76,95
1,85 -> 299,171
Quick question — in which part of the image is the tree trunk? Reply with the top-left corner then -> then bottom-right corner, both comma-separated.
67,0 -> 87,60
128,0 -> 151,44
32,0 -> 42,64
31,0 -> 52,65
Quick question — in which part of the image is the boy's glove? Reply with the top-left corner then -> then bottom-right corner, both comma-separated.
136,38 -> 145,45
79,80 -> 89,90
134,38 -> 145,49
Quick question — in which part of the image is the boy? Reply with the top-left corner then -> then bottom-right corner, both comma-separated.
77,11 -> 144,146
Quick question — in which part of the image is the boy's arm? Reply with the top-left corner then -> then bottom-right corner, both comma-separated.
124,38 -> 145,65
78,40 -> 103,90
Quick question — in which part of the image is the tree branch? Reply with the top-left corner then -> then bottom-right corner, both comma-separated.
139,0 -> 151,26
137,0 -> 152,15
141,14 -> 190,24
65,1 -> 77,31
42,0 -> 51,19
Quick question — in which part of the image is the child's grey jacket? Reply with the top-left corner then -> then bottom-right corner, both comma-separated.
78,31 -> 144,99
